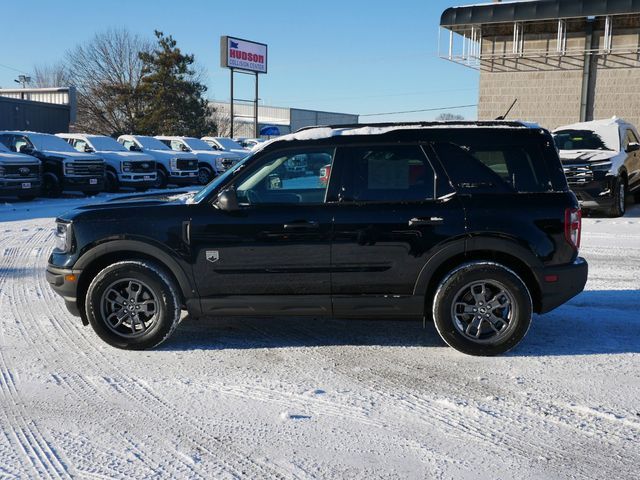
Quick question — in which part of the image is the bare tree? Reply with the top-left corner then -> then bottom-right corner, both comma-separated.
32,62 -> 70,88
64,28 -> 152,135
436,112 -> 465,121
211,107 -> 232,137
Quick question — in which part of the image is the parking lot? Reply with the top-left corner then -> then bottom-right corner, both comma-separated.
0,192 -> 638,479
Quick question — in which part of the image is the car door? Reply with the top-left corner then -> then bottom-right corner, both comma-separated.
189,146 -> 336,316
329,143 -> 466,318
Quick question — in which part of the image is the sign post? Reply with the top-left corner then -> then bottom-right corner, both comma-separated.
220,36 -> 268,139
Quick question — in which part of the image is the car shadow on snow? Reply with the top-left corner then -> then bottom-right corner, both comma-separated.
160,289 -> 640,356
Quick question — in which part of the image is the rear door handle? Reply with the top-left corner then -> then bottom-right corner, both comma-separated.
283,220 -> 320,230
409,217 -> 444,226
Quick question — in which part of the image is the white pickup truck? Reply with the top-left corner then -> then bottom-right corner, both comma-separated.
117,135 -> 198,188
156,136 -> 242,185
58,134 -> 157,192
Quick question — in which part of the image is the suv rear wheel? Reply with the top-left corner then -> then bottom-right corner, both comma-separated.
432,262 -> 532,356
85,260 -> 181,350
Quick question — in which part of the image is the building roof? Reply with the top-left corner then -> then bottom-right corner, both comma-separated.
441,0 -> 640,27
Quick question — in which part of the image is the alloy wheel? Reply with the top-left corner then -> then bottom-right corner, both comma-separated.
100,278 -> 159,338
450,280 -> 517,344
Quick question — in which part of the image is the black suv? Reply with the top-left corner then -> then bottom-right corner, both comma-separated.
47,122 -> 588,356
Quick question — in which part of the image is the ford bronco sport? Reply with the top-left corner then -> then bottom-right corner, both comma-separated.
47,122 -> 588,356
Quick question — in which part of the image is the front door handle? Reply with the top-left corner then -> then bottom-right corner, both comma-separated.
283,220 -> 320,230
409,216 -> 444,226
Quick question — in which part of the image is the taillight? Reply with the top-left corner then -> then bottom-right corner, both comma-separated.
564,208 -> 582,249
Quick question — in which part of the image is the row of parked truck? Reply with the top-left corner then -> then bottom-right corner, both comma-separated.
0,132 -> 249,199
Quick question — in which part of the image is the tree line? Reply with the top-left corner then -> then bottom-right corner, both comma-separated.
34,28 -> 216,138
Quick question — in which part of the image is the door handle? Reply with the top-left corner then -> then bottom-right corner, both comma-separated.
283,220 -> 320,230
409,217 -> 444,226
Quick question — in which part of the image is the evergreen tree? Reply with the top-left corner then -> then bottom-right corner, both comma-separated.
137,31 -> 215,137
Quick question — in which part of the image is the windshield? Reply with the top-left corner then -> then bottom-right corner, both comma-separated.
31,134 -> 78,152
215,137 -> 244,150
183,138 -> 214,151
553,129 -> 616,151
191,155 -> 252,203
136,136 -> 171,150
89,136 -> 127,152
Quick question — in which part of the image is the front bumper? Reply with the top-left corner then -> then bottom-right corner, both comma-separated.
63,177 -> 105,192
119,174 -> 157,187
169,171 -> 198,186
536,257 -> 588,314
46,265 -> 82,317
568,175 -> 616,210
0,179 -> 42,196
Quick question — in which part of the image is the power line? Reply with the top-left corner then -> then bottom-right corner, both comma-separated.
0,62 -> 31,75
360,104 -> 477,117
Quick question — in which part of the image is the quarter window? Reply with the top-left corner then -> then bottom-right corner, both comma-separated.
338,145 -> 436,202
433,142 -> 552,193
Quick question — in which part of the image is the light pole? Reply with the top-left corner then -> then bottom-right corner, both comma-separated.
14,75 -> 31,88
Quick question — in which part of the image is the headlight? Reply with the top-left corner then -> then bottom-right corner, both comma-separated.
54,222 -> 72,252
170,158 -> 178,170
590,161 -> 612,172
122,161 -> 132,172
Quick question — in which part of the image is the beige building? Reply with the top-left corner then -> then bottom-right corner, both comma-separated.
440,0 -> 640,130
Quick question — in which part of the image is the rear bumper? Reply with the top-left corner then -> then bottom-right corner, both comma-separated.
536,257 -> 588,314
46,265 -> 82,317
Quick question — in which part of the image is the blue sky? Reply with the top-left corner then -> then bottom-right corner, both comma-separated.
0,0 -> 480,122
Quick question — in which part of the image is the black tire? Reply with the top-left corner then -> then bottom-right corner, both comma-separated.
154,168 -> 168,189
432,262 -> 532,356
608,176 -> 627,217
85,260 -> 181,350
43,174 -> 62,198
105,170 -> 120,193
197,165 -> 214,185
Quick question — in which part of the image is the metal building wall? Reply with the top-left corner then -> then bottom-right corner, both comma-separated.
289,109 -> 359,132
0,97 -> 71,133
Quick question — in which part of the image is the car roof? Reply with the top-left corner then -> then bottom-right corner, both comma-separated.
553,117 -> 635,132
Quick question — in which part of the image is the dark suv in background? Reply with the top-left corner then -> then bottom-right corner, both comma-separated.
47,122 -> 587,356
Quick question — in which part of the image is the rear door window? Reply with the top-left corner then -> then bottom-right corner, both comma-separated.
335,145 -> 438,203
433,141 -> 553,193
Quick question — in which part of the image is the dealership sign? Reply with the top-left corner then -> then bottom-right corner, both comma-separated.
220,36 -> 268,74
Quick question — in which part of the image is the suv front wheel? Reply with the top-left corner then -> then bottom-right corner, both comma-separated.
432,262 -> 532,356
85,260 -> 181,349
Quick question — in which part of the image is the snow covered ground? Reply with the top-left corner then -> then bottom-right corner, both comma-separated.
0,193 -> 638,479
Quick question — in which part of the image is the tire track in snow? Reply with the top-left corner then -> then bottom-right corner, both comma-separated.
0,225 -> 73,479
17,221 -> 296,480
5,223 -> 224,479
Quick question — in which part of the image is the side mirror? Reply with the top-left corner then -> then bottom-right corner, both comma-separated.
626,142 -> 640,153
181,145 -> 190,152
84,145 -> 94,153
216,188 -> 240,211
19,145 -> 33,154
129,144 -> 141,152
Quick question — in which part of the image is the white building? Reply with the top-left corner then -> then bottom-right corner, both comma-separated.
210,101 -> 359,138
